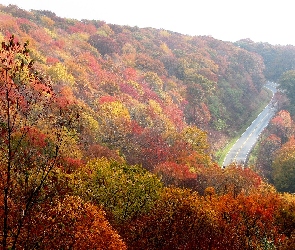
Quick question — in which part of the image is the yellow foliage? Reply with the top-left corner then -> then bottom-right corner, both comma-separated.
81,112 -> 99,132
59,127 -> 83,159
75,158 -> 163,223
29,48 -> 46,63
97,24 -> 114,37
40,16 -> 55,27
71,32 -> 90,41
122,53 -> 136,67
122,43 -> 136,66
160,42 -> 172,55
127,80 -> 144,95
47,62 -> 75,86
122,43 -> 136,54
181,126 -> 209,153
44,28 -> 57,39
127,100 -> 153,127
97,101 -> 131,146
100,101 -> 131,120
144,71 -> 163,92
149,99 -> 162,115
65,60 -> 90,89
0,32 -> 4,42
159,29 -> 171,38
272,138 -> 295,192
148,100 -> 177,134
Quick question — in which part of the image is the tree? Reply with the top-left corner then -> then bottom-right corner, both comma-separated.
181,126 -> 211,159
272,137 -> 295,193
144,71 -> 163,92
26,196 -> 127,249
74,158 -> 163,224
279,70 -> 295,114
256,134 -> 281,182
88,34 -> 120,56
0,36 -> 77,249
269,110 -> 293,143
120,186 -> 284,250
154,161 -> 197,188
47,62 -> 75,86
122,128 -> 170,171
119,187 -> 219,250
97,100 -> 131,148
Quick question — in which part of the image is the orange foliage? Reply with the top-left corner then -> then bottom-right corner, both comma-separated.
154,161 -> 197,187
13,196 -> 127,249
269,110 -> 293,142
119,186 -> 288,250
85,143 -> 123,162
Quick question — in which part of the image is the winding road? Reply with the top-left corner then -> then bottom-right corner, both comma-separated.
222,82 -> 278,167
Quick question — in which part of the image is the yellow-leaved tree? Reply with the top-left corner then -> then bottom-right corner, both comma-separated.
97,100 -> 131,148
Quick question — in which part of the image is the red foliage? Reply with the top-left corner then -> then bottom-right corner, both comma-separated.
17,17 -> 36,32
55,86 -> 76,108
142,84 -> 162,103
21,126 -> 47,148
154,161 -> 197,187
167,138 -> 193,163
68,22 -> 96,34
130,120 -> 144,135
60,157 -> 84,173
79,52 -> 102,74
163,103 -> 185,130
124,67 -> 137,81
119,187 -> 285,250
135,53 -> 166,76
46,56 -> 59,65
271,110 -> 292,128
123,129 -> 170,171
119,82 -> 141,100
85,144 -> 123,162
31,28 -> 52,45
52,39 -> 65,49
98,95 -> 117,104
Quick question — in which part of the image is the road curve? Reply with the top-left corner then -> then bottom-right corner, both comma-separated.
222,82 -> 278,167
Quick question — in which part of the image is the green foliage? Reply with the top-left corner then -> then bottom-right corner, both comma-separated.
272,138 -> 295,193
75,158 -> 163,223
236,39 -> 295,82
279,70 -> 295,114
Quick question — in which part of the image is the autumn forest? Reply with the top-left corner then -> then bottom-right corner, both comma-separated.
2,4 -> 295,249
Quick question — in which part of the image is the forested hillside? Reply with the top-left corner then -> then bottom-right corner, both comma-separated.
1,4 -> 295,249
236,39 -> 295,195
236,38 -> 295,82
0,4 -> 270,153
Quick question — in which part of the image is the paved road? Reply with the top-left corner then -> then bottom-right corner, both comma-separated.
222,82 -> 278,167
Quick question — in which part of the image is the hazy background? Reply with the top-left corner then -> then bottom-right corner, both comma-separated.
0,0 -> 294,45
